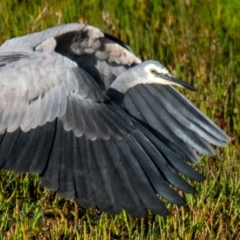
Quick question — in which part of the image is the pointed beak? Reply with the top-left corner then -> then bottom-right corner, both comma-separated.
156,73 -> 196,91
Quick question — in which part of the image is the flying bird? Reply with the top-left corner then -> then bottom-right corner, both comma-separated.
0,23 -> 230,217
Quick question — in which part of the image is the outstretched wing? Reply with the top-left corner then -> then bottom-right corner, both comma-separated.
122,84 -> 230,163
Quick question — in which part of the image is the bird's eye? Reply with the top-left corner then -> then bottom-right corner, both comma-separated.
150,68 -> 157,74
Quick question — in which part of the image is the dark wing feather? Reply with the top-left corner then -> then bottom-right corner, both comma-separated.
11,129 -> 37,173
91,139 -> 121,214
116,135 -> 170,216
58,128 -> 75,199
30,121 -> 56,174
123,86 -> 201,163
40,120 -> 64,191
102,139 -> 145,217
132,130 -> 196,194
122,84 -> 229,158
126,132 -> 187,204
160,86 -> 229,142
76,135 -> 96,208
0,128 -> 22,169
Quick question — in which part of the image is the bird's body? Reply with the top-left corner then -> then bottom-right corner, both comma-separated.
0,23 -> 229,217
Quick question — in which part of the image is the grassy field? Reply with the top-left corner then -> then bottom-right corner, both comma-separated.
0,0 -> 239,239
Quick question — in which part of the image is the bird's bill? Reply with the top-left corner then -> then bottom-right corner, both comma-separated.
156,73 -> 196,91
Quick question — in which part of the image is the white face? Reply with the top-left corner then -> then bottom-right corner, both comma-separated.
143,63 -> 169,76
141,63 -> 185,87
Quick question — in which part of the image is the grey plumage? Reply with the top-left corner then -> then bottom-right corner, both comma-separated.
0,23 -> 230,217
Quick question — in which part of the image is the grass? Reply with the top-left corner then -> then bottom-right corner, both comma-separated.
0,0 -> 240,239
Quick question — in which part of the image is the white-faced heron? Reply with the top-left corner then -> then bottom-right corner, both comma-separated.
0,23 -> 230,217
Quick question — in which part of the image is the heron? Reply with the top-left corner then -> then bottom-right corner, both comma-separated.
0,23 -> 230,218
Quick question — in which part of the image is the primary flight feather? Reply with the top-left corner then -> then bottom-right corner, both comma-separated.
0,23 -> 229,217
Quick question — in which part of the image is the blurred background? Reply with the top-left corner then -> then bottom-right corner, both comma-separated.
0,0 -> 239,239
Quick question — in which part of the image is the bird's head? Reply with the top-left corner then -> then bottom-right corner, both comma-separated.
108,60 -> 196,100
137,60 -> 196,91
106,60 -> 196,104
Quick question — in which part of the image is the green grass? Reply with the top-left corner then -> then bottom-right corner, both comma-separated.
0,0 -> 239,239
